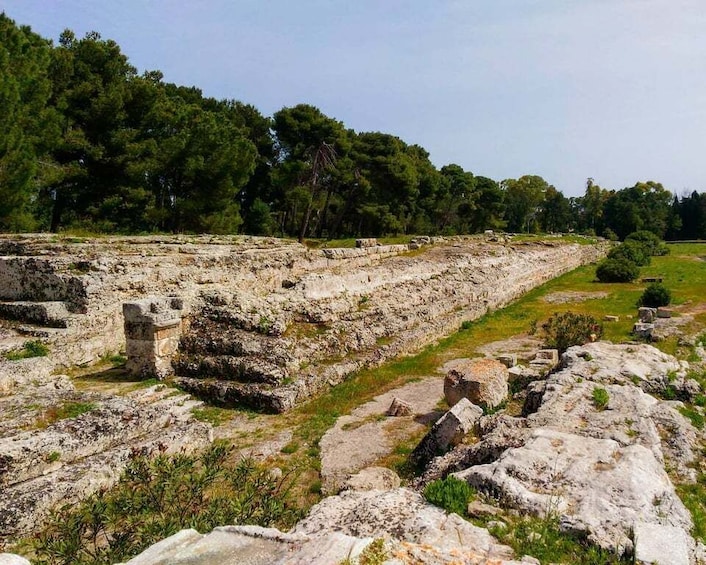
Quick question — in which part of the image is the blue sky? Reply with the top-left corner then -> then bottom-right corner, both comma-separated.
3,0 -> 705,197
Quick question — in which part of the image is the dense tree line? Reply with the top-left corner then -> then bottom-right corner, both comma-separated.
1,14 -> 705,240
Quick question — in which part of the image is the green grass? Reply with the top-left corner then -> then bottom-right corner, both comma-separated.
4,340 -> 49,360
191,406 -> 236,427
490,515 -> 629,564
36,401 -> 96,428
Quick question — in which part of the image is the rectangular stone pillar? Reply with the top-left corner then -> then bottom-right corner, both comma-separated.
123,296 -> 184,379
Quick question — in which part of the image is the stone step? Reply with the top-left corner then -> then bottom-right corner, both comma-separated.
180,327 -> 267,356
173,377 -> 295,413
0,301 -> 72,328
173,355 -> 288,386
0,395 -> 202,488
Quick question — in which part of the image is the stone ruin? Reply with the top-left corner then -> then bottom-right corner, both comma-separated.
0,234 -> 607,412
123,296 -> 185,379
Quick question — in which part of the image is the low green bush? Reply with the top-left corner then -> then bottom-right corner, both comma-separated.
592,387 -> 609,410
423,476 -> 475,517
541,312 -> 602,354
638,283 -> 672,308
607,240 -> 650,266
31,444 -> 300,565
595,258 -> 639,283
625,230 -> 669,256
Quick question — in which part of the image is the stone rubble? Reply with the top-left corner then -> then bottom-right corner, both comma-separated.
443,358 -> 509,409
419,342 -> 703,558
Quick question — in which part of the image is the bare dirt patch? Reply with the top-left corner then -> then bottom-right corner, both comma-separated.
542,290 -> 609,304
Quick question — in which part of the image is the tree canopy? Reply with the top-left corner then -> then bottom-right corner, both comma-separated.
1,14 -> 705,240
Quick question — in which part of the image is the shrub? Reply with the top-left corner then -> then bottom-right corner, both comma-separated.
31,444 -> 300,565
607,241 -> 650,266
625,230 -> 669,256
541,312 -> 602,354
592,387 -> 609,410
423,476 -> 475,517
638,283 -> 672,308
595,258 -> 639,283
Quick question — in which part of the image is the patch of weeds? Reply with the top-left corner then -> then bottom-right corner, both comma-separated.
460,320 -> 473,331
46,451 -> 61,463
308,479 -> 322,494
423,476 -> 475,517
30,444 -> 302,564
541,312 -> 603,354
667,369 -> 678,383
36,401 -> 96,428
191,406 -> 234,427
4,340 -> 49,360
491,515 -> 629,564
592,387 -> 609,410
694,395 -> 706,407
679,406 -> 705,430
102,353 -> 127,366
359,538 -> 387,565
280,441 -> 300,454
677,472 -> 706,542
662,385 -> 678,400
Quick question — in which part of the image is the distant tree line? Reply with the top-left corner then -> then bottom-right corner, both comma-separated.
2,14 -> 705,240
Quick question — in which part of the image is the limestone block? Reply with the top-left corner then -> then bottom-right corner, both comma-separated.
657,307 -> 673,318
355,238 -> 378,248
497,354 -> 517,368
603,315 -> 620,322
638,307 -> 657,323
411,398 -> 482,464
633,522 -> 692,565
444,358 -> 509,409
535,349 -> 559,366
387,397 -> 413,416
124,296 -> 184,379
633,322 -> 655,340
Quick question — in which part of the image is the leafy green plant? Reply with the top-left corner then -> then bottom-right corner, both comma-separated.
608,240 -> 651,266
625,230 -> 669,256
541,312 -> 602,354
592,387 -> 609,410
423,476 -> 475,517
595,258 -> 639,283
4,340 -> 49,360
679,406 -> 705,430
460,320 -> 473,330
31,444 -> 300,565
638,283 -> 671,308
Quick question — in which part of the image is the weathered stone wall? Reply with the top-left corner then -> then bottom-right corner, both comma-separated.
0,235 -> 607,409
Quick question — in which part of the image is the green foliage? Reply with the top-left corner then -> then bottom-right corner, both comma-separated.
638,282 -> 672,308
423,476 -> 475,517
4,340 -> 49,360
191,406 -> 234,427
490,515 -> 628,564
679,406 -> 705,430
541,312 -> 602,354
625,230 -> 669,255
595,258 -> 639,283
460,320 -> 473,330
592,387 -> 609,410
607,240 -> 651,266
31,445 -> 300,565
677,473 -> 706,542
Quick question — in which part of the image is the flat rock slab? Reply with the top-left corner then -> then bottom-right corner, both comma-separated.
320,377 -> 443,493
634,522 -> 692,565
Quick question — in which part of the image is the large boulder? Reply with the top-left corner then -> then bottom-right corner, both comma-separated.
456,428 -> 692,553
444,358 -> 509,409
